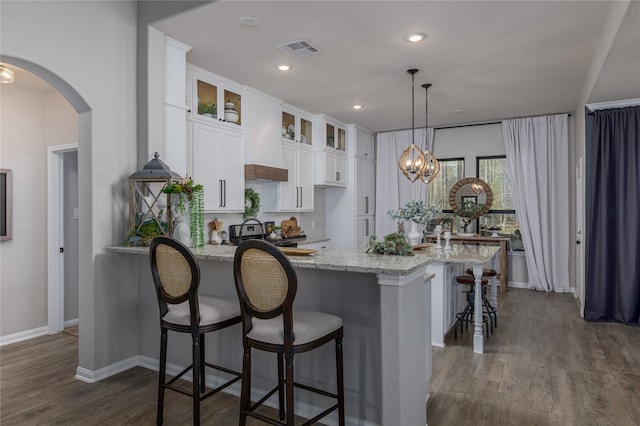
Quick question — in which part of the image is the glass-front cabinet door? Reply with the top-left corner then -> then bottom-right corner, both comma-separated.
281,104 -> 313,146
324,121 -> 346,152
188,65 -> 243,128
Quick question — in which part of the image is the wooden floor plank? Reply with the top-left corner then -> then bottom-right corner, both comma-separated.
2,288 -> 640,425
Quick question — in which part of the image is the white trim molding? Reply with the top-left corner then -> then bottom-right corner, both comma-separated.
0,326 -> 49,346
47,143 -> 78,335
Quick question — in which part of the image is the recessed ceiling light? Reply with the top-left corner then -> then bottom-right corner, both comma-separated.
352,105 -> 363,110
404,32 -> 427,43
276,64 -> 292,72
238,15 -> 260,26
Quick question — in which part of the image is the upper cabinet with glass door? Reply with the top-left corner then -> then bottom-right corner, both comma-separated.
187,64 -> 244,129
312,115 -> 349,186
281,104 -> 313,146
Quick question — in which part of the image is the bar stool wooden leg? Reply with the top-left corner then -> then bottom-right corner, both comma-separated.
278,353 -> 285,421
336,334 -> 345,426
192,334 -> 200,425
157,329 -> 168,425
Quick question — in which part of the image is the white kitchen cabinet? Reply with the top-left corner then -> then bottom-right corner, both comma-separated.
189,121 -> 245,213
356,158 -> 375,215
325,125 -> 376,249
264,142 -> 314,212
187,64 -> 244,129
281,104 -> 313,146
354,125 -> 375,159
316,151 -> 348,186
313,115 -> 349,186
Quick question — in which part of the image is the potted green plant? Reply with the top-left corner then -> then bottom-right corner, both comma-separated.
367,233 -> 414,256
454,199 -> 485,235
388,200 -> 440,246
162,178 -> 205,247
198,101 -> 217,118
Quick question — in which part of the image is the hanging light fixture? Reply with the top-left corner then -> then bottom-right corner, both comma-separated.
0,65 -> 15,84
398,69 -> 428,182
419,83 -> 440,184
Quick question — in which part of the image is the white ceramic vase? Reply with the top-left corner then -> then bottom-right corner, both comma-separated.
406,221 -> 423,246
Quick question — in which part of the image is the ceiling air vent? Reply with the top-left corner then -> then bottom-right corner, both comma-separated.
277,39 -> 322,58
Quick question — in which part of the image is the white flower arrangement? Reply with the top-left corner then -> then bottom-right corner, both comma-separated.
388,200 -> 440,225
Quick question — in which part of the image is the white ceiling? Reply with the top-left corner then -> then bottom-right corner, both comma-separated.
152,0 -> 638,133
4,1 -> 637,133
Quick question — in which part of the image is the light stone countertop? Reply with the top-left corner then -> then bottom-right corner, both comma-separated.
108,242 -> 500,276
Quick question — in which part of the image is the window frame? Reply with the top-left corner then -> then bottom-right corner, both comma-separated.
476,155 -> 515,215
428,157 -> 465,214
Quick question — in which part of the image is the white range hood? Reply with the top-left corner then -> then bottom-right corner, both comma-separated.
243,88 -> 288,182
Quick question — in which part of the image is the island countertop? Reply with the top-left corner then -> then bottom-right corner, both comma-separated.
108,242 -> 500,275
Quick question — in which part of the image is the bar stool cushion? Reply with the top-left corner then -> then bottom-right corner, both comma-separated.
465,268 -> 497,277
164,296 -> 240,326
249,310 -> 343,345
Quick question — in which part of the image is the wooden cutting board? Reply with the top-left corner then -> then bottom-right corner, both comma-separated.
279,247 -> 317,256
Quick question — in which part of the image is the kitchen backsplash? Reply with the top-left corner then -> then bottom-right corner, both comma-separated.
202,186 -> 327,240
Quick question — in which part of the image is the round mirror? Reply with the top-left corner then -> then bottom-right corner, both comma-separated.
448,177 -> 493,218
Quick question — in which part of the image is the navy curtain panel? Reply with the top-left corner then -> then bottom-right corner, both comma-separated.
585,105 -> 640,325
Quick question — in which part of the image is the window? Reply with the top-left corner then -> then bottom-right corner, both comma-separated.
427,158 -> 464,213
477,156 -> 522,249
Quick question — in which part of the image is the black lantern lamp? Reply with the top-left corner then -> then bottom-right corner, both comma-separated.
128,152 -> 182,244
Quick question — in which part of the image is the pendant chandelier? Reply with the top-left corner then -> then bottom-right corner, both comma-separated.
398,69 -> 427,182
419,83 -> 440,184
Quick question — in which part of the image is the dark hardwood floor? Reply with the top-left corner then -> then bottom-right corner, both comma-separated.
1,288 -> 639,425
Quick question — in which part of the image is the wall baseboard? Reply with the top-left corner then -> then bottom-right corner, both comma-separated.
508,281 -> 576,293
0,326 -> 49,347
64,318 -> 79,328
75,356 -> 138,383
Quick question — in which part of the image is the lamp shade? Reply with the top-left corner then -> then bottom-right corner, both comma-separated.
128,152 -> 183,181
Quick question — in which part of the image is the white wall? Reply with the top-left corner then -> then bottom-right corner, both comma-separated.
0,85 -> 49,336
0,83 -> 80,338
432,123 -> 504,175
1,1 -> 139,372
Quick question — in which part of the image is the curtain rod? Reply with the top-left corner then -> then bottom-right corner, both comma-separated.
380,112 -> 573,133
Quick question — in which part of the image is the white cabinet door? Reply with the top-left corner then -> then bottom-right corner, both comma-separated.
192,124 -> 221,211
317,151 -> 348,186
297,148 -> 315,211
274,144 -> 314,212
356,216 -> 374,248
218,129 -> 245,211
279,144 -> 298,210
355,126 -> 375,159
356,158 -> 375,215
191,122 -> 245,213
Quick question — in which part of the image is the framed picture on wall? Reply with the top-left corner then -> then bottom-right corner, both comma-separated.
1,168 -> 12,241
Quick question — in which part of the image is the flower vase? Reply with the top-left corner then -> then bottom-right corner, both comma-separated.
406,221 -> 423,246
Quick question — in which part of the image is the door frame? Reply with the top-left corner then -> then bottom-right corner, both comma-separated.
47,143 -> 78,334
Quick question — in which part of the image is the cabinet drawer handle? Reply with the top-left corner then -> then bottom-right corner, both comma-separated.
365,196 -> 369,214
365,219 -> 369,236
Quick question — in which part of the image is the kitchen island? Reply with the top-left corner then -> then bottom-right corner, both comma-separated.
108,242 -> 499,426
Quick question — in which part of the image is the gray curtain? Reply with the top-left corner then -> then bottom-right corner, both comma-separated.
584,105 -> 640,325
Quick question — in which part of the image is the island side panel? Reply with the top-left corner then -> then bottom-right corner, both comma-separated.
378,268 -> 431,426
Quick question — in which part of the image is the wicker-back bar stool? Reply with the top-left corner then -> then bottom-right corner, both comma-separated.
233,239 -> 345,426
149,237 -> 242,425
